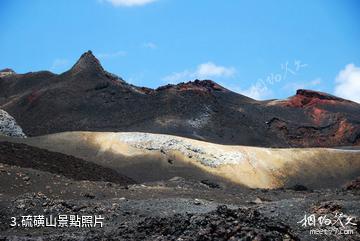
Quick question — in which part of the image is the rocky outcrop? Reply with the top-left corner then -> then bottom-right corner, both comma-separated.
156,79 -> 228,92
68,50 -> 105,75
102,205 -> 299,240
0,109 -> 26,137
343,177 -> 360,191
0,68 -> 15,78
276,89 -> 355,108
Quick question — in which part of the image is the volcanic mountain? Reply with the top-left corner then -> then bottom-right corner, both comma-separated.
0,51 -> 359,147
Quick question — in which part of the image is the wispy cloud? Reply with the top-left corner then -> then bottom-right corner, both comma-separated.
163,62 -> 236,84
231,82 -> 273,100
102,0 -> 157,7
97,51 -> 127,59
216,81 -> 273,100
239,78 -> 322,101
282,78 -> 322,93
50,58 -> 69,72
163,70 -> 192,84
142,42 -> 157,49
334,63 -> 360,103
240,83 -> 272,100
197,62 -> 236,79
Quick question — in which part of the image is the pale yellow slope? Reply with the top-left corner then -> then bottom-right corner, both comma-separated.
1,131 -> 359,189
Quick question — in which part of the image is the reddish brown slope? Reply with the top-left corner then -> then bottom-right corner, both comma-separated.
266,90 -> 360,147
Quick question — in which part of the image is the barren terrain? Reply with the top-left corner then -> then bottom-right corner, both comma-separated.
0,133 -> 359,240
0,52 -> 359,240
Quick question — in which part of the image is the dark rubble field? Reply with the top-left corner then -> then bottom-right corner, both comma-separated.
0,142 -> 359,241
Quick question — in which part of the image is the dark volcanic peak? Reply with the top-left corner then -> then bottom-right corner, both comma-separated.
1,51 -> 360,148
157,79 -> 227,92
70,50 -> 104,74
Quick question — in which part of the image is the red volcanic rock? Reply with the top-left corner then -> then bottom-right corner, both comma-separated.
281,89 -> 352,108
296,89 -> 345,101
266,89 -> 360,147
310,107 -> 328,125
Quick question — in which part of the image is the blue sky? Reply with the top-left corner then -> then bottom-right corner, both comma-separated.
0,0 -> 359,101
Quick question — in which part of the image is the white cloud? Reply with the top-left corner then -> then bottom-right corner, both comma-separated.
50,59 -> 69,72
218,80 -> 273,100
311,78 -> 322,86
163,70 -> 192,84
334,63 -> 360,103
197,62 -> 236,79
103,0 -> 157,7
97,51 -> 127,59
283,78 -> 322,93
142,42 -> 157,49
163,62 -> 236,84
238,83 -> 273,100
